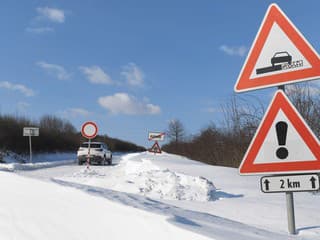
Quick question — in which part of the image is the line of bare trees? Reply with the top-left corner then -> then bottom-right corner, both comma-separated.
163,83 -> 320,168
0,114 -> 145,156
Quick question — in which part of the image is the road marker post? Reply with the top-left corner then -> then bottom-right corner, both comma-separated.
23,127 -> 39,163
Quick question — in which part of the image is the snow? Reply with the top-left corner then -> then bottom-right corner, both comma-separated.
0,171 -> 211,240
2,151 -> 76,164
2,151 -> 320,239
0,152 -> 76,172
58,154 -> 216,201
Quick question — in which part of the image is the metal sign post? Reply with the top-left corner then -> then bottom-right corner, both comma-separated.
23,127 -> 39,163
286,191 -> 296,234
81,121 -> 98,169
29,135 -> 32,163
86,139 -> 91,169
279,85 -> 296,235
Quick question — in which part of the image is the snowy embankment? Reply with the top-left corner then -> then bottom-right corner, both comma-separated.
0,152 -> 76,171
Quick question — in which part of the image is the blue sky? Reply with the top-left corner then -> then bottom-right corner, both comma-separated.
1,0 -> 320,147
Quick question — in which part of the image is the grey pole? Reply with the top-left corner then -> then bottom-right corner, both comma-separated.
29,135 -> 32,163
86,139 -> 91,169
278,85 -> 297,235
286,192 -> 296,234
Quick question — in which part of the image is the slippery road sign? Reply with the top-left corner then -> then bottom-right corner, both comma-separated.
234,4 -> 320,92
239,90 -> 320,175
148,132 -> 165,141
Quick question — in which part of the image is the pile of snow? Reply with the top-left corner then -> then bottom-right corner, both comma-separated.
58,154 -> 216,201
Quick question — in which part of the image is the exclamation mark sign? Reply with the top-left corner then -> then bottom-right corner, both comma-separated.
276,121 -> 289,159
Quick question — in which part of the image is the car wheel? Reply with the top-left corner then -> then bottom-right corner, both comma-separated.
101,157 -> 106,166
78,160 -> 82,165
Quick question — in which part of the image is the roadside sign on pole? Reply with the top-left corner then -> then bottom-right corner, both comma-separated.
23,127 -> 39,136
81,121 -> 98,139
149,141 -> 162,154
23,127 -> 39,163
148,132 -> 165,141
239,90 -> 320,175
81,121 -> 98,169
261,174 -> 320,193
234,4 -> 320,92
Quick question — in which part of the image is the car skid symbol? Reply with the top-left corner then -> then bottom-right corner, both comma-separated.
256,51 -> 292,75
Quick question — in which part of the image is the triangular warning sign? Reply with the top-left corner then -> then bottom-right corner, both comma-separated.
235,4 -> 320,92
239,90 -> 320,175
149,141 -> 162,154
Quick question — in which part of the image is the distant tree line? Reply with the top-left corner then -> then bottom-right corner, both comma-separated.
0,114 -> 145,154
163,83 -> 320,168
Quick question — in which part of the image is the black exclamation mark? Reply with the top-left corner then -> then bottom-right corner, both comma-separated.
276,121 -> 288,159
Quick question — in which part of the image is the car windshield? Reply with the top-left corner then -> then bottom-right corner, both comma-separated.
81,143 -> 101,148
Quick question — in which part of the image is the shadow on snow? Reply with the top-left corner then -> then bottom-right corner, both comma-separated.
52,179 -> 298,240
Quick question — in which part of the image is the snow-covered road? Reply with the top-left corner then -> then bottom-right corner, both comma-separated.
16,153 -> 123,181
3,152 -> 320,239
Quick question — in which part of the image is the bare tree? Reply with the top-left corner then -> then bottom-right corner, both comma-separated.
286,83 -> 320,137
220,94 -> 265,138
167,119 -> 185,143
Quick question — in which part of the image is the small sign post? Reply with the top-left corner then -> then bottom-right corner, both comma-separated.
148,132 -> 165,154
81,121 -> 98,169
23,127 -> 39,163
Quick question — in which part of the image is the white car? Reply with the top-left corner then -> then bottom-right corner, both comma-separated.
77,142 -> 112,165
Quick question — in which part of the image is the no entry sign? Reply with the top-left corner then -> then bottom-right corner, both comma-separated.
81,121 -> 98,139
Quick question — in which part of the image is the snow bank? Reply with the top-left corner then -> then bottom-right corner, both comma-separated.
0,151 -> 76,171
59,153 -> 216,201
2,151 -> 76,164
0,159 -> 76,172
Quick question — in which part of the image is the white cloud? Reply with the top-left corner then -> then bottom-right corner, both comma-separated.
79,66 -> 113,85
219,45 -> 247,57
37,61 -> 71,80
36,7 -> 65,23
0,81 -> 35,97
98,93 -> 161,115
121,63 -> 144,86
25,27 -> 54,34
60,108 -> 91,118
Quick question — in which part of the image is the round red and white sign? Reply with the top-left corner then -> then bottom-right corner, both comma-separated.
81,121 -> 98,139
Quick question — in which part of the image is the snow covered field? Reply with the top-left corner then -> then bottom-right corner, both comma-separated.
1,152 -> 319,239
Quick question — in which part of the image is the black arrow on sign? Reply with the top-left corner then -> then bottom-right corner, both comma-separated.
310,176 -> 317,189
264,179 -> 270,191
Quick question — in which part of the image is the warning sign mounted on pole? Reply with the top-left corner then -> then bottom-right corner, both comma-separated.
234,4 -> 320,92
149,141 -> 162,154
239,90 -> 320,175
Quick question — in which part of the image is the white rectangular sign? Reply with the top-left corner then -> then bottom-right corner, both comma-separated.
148,132 -> 165,141
23,127 -> 39,137
261,174 -> 319,193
